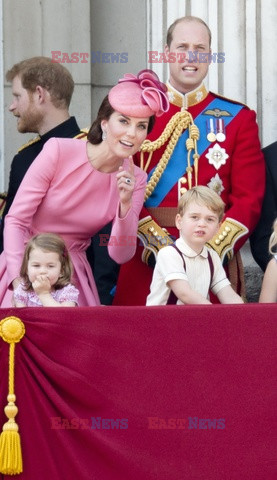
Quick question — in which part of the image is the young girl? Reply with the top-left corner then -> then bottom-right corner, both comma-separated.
259,219 -> 277,303
14,233 -> 79,307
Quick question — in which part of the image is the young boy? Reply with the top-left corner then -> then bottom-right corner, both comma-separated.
146,186 -> 244,305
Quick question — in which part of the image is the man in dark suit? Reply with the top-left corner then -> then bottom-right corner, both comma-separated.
250,142 -> 277,271
0,56 -> 84,251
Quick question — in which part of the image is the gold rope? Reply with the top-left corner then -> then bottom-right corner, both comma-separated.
0,316 -> 25,475
139,111 -> 199,201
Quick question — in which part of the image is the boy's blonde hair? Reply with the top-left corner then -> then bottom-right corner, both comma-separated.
178,186 -> 225,221
269,218 -> 277,255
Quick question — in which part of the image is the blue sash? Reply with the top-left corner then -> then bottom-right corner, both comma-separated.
145,98 -> 243,207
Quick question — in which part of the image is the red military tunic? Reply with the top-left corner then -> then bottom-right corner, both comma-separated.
114,83 -> 265,305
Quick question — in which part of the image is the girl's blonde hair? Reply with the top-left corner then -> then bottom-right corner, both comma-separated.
20,233 -> 74,291
269,218 -> 277,255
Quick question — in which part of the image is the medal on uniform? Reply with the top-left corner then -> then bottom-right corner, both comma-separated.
206,118 -> 216,142
216,119 -> 226,142
205,143 -> 229,170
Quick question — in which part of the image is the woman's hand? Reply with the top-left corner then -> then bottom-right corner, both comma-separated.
116,156 -> 136,218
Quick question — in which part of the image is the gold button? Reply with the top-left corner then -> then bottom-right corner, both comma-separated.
179,177 -> 187,184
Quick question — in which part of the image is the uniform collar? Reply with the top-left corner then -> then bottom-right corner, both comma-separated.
40,116 -> 81,143
17,117 -> 81,154
176,236 -> 208,258
166,82 -> 208,109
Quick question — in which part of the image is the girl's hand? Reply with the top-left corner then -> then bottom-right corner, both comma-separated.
32,275 -> 51,295
116,156 -> 136,217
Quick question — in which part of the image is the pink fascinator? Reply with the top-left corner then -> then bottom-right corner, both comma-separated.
108,69 -> 169,117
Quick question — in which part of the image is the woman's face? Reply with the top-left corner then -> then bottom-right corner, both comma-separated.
101,112 -> 149,158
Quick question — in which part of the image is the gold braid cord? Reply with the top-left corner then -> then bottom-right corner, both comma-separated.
140,111 -> 200,202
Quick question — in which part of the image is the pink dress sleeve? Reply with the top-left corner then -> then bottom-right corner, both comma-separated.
108,167 -> 147,264
56,284 -> 79,305
13,283 -> 28,305
4,138 -> 60,285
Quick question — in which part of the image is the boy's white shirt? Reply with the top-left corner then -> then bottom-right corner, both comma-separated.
146,236 -> 230,305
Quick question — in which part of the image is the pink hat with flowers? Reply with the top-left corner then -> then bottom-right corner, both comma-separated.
108,69 -> 169,118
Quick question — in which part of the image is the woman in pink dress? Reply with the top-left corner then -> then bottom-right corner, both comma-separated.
0,70 -> 169,306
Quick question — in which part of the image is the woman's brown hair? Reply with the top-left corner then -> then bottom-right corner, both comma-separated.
87,95 -> 155,144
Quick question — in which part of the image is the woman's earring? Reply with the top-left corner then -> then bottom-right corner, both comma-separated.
102,130 -> 107,141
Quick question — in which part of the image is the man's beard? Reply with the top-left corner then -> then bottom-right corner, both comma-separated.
16,105 -> 44,134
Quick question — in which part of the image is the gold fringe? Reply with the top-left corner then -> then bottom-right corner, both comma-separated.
0,317 -> 25,475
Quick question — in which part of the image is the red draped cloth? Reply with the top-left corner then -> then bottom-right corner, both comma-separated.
0,305 -> 276,480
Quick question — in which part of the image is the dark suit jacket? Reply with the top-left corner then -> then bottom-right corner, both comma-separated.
250,141 -> 277,271
0,117 -> 81,251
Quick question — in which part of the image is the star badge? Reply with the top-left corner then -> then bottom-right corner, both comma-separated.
205,143 -> 229,170
207,173 -> 225,194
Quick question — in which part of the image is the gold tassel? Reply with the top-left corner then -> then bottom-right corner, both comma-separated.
0,316 -> 25,475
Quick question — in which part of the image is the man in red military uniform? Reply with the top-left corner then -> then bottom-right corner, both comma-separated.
114,15 -> 265,305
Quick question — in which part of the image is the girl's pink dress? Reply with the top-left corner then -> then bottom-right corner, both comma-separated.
0,138 -> 147,306
13,282 -> 79,306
